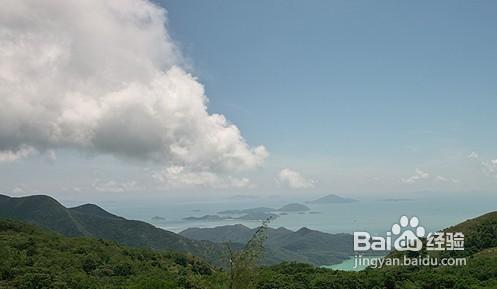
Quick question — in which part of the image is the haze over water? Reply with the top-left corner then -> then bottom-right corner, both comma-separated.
101,192 -> 497,235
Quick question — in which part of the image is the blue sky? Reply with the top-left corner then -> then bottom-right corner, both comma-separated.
156,0 -> 497,194
1,0 -> 496,201
161,0 -> 497,158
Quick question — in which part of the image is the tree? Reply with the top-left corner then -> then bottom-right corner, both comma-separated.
226,218 -> 271,289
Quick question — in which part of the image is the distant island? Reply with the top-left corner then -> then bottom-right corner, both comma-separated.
218,207 -> 275,215
151,216 -> 166,221
183,212 -> 279,221
307,194 -> 358,204
186,203 -> 311,222
218,203 -> 311,215
278,203 -> 310,212
183,215 -> 229,221
237,212 -> 279,221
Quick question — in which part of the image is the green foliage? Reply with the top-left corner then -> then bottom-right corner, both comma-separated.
0,219 -> 227,289
4,208 -> 497,289
181,224 -> 353,266
253,255 -> 497,289
226,219 -> 270,289
0,194 -> 226,265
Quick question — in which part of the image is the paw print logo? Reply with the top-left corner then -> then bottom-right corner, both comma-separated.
391,216 -> 425,251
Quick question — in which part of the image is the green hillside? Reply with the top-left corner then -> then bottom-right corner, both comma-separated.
3,193 -> 497,289
3,213 -> 497,289
256,211 -> 497,288
0,218 -> 226,289
0,194 -> 225,264
0,194 -> 354,266
181,225 -> 353,266
444,211 -> 497,255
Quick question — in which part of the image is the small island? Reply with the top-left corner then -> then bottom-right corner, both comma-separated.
237,212 -> 279,221
308,194 -> 358,204
218,207 -> 276,215
278,203 -> 310,212
182,215 -> 230,221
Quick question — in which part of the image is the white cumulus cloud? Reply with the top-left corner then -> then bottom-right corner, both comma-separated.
467,152 -> 497,179
0,0 -> 267,172
402,169 -> 460,184
482,159 -> 497,178
0,145 -> 36,162
468,152 -> 479,159
93,180 -> 138,193
152,166 -> 253,188
276,168 -> 315,189
401,168 -> 430,184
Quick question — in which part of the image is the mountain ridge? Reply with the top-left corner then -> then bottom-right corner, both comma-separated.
180,223 -> 353,265
0,194 -> 225,264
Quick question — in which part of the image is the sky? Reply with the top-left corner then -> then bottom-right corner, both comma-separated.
0,0 -> 496,202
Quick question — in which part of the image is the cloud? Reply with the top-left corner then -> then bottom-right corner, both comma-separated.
11,184 -> 40,195
467,152 -> 497,179
0,146 -> 36,162
435,175 -> 448,182
468,152 -> 479,159
401,168 -> 430,184
93,180 -> 138,193
152,166 -> 253,188
277,168 -> 315,189
435,175 -> 460,184
402,169 -> 460,184
12,187 -> 25,194
0,0 -> 267,171
482,159 -> 497,178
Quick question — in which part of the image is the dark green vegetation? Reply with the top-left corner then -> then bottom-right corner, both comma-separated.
181,224 -> 352,266
307,194 -> 358,204
0,219 -> 226,289
256,211 -> 497,289
3,210 -> 497,289
445,211 -> 497,256
256,252 -> 497,289
0,194 -> 225,264
0,194 -> 351,266
3,193 -> 497,289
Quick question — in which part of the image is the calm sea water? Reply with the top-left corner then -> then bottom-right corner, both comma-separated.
102,193 -> 497,270
106,194 -> 497,235
323,256 -> 384,271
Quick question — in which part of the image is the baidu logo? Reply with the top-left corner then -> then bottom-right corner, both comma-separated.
354,215 -> 461,252
353,215 -> 466,268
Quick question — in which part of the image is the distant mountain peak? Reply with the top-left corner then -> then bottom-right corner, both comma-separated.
296,227 -> 313,234
69,203 -> 123,220
307,194 -> 357,204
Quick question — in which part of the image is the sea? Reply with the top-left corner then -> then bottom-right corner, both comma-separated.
100,192 -> 497,271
